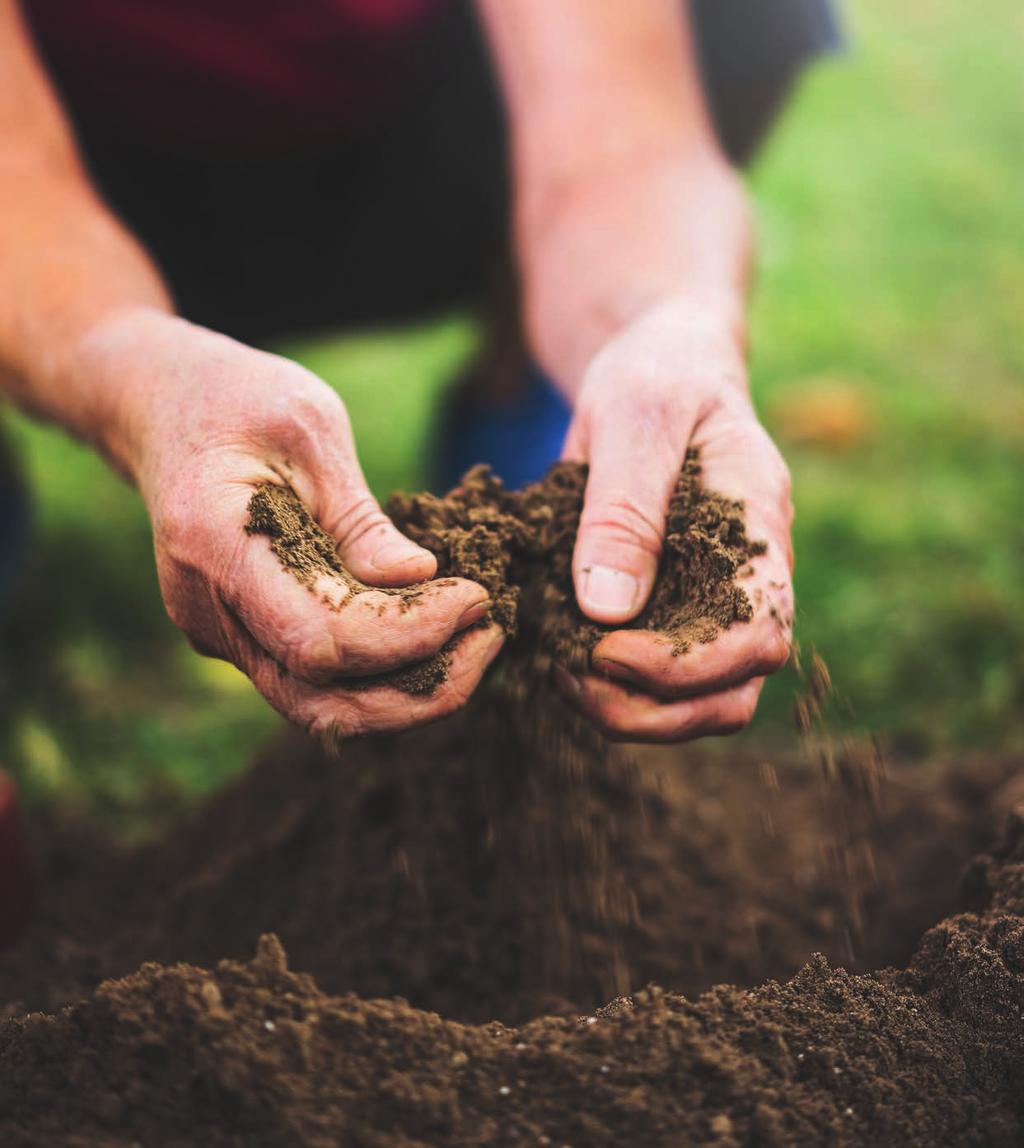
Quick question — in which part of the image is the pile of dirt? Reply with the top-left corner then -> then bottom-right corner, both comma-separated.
0,678 -> 1009,1026
247,451 -> 765,689
0,702 -> 1022,1144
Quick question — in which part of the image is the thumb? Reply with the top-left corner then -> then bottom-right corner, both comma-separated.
569,406 -> 696,625
324,482 -> 438,589
288,409 -> 437,589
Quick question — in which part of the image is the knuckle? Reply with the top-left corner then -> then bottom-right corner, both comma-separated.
763,631 -> 792,674
307,711 -> 360,746
721,690 -> 760,732
710,716 -> 751,739
581,493 -> 664,559
328,494 -> 388,550
259,381 -> 350,453
283,624 -> 343,683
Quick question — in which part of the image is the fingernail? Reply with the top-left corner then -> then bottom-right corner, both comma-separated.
457,599 -> 491,630
370,538 -> 424,574
580,566 -> 640,620
593,657 -> 635,685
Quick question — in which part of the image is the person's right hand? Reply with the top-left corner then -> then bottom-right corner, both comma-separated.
80,308 -> 503,740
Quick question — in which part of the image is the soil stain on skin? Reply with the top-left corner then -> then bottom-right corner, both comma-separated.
246,450 -> 765,692
246,483 -> 452,695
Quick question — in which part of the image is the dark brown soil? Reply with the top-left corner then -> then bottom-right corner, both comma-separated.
2,466 -> 1020,1144
246,452 -> 764,692
1,673 -> 1022,1144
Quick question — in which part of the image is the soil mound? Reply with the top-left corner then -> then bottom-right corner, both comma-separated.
1,676 -> 1022,1144
3,458 -> 1022,1144
1,751 -> 1022,1146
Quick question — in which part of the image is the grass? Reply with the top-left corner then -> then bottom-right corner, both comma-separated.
1,0 -> 1021,824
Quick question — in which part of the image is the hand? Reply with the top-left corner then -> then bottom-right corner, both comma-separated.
520,153 -> 793,742
82,309 -> 503,739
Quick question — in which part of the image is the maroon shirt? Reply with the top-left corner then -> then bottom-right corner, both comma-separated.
25,0 -> 447,147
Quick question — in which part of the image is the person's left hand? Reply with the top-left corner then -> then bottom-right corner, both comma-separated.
519,150 -> 794,742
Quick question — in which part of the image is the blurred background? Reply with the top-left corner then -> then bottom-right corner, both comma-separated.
1,0 -> 1021,831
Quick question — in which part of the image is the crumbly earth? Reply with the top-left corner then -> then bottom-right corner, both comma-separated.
245,451 -> 765,692
389,451 -> 766,675
2,468 -> 1020,1144
1,674 -> 1022,1144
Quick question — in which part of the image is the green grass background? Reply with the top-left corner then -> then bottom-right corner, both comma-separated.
2,0 -> 1021,827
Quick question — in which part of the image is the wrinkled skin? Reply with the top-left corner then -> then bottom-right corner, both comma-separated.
84,311 -> 504,740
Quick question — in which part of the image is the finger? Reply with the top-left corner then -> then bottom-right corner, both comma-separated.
320,489 -> 438,588
690,404 -> 795,572
244,624 -> 506,740
278,407 -> 437,588
227,529 -> 491,685
556,666 -> 765,744
591,608 -> 791,700
569,404 -> 697,627
204,483 -> 489,684
584,406 -> 794,701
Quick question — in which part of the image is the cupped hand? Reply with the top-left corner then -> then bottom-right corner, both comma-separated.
555,300 -> 793,742
85,310 -> 503,739
519,151 -> 793,742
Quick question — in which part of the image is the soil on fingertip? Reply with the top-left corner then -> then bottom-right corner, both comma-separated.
246,450 -> 767,693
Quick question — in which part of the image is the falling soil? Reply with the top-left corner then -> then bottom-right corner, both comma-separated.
1,673 -> 1022,1144
246,450 -> 764,691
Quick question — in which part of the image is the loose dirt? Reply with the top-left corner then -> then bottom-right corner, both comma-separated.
247,451 -> 765,690
1,677 -> 1021,1144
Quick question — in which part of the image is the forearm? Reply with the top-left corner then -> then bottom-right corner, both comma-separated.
0,1 -> 172,477
478,0 -> 713,193
477,0 -> 752,380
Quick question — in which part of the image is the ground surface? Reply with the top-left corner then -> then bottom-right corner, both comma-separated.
2,690 -> 1023,1145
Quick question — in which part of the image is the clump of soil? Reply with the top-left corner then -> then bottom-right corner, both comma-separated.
389,451 -> 766,674
246,451 -> 765,691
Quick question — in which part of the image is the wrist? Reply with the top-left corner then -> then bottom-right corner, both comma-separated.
66,305 -> 192,487
518,152 -> 752,391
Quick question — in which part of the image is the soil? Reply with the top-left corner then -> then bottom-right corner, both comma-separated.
2,467 -> 1021,1144
1,673 -> 1022,1144
246,451 -> 764,691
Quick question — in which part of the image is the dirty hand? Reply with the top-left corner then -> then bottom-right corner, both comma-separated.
83,309 -> 503,739
521,154 -> 794,742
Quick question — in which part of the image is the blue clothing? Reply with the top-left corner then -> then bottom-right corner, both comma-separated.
435,364 -> 571,492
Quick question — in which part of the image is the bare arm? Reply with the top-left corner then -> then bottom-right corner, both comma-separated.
0,1 -> 502,738
479,0 -> 793,741
0,0 -> 170,471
